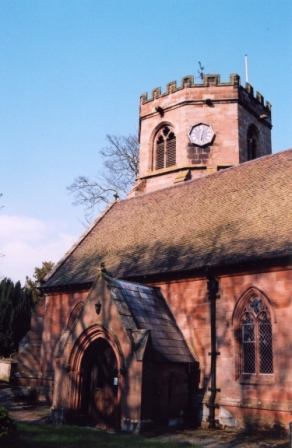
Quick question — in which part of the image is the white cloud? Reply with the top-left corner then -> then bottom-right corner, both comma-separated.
0,214 -> 78,284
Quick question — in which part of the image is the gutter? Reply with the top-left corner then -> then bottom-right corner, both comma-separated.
206,268 -> 220,428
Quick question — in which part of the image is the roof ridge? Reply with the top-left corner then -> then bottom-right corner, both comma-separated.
43,146 -> 292,288
43,200 -> 118,283
119,149 -> 292,205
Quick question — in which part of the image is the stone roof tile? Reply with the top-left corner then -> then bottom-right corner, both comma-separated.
45,149 -> 292,287
108,277 -> 195,363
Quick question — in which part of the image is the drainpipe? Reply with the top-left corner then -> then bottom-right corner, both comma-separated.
206,268 -> 220,428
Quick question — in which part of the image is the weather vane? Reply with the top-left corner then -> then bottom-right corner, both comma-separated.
197,61 -> 205,80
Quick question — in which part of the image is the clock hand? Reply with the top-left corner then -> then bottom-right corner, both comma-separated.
200,129 -> 204,141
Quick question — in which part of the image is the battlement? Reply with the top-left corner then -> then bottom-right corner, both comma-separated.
140,74 -> 271,113
137,72 -> 272,195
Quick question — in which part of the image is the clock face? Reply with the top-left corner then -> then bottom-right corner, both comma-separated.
189,123 -> 215,146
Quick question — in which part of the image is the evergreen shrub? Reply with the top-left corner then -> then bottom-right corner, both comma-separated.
0,405 -> 17,437
0,405 -> 19,447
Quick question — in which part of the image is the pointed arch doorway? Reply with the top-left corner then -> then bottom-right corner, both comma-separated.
81,338 -> 118,430
68,326 -> 122,431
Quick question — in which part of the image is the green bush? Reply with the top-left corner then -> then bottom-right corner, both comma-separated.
0,406 -> 19,447
0,405 -> 17,437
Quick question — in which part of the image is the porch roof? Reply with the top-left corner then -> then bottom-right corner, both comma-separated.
107,276 -> 195,364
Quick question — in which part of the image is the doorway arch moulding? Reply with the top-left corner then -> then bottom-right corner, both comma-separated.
64,324 -> 125,422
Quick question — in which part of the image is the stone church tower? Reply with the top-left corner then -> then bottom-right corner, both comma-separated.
12,71 -> 292,433
129,74 -> 272,196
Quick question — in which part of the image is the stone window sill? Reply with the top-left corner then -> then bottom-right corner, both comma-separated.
238,374 -> 274,385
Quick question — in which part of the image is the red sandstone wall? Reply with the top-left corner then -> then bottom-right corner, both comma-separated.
238,103 -> 272,163
139,86 -> 240,178
16,297 -> 45,372
18,267 -> 291,428
46,281 -> 145,427
149,269 -> 292,428
136,75 -> 272,196
14,297 -> 53,401
41,289 -> 88,374
36,279 -> 192,428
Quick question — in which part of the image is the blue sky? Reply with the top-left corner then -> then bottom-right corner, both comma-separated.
0,0 -> 291,283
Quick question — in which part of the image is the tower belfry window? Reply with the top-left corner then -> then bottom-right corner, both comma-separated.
155,126 -> 176,170
247,125 -> 259,160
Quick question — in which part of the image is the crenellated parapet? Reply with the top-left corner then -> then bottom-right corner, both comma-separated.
243,82 -> 271,112
140,74 -> 238,103
140,73 -> 271,114
137,71 -> 272,195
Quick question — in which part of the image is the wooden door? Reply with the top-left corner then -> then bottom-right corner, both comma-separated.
83,339 -> 118,430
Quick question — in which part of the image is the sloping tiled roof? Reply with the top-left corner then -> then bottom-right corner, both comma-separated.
45,149 -> 292,287
107,276 -> 195,363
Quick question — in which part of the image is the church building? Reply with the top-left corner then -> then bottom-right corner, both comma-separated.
14,73 -> 292,432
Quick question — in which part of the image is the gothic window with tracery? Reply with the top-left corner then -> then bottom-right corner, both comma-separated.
155,126 -> 176,170
241,296 -> 273,375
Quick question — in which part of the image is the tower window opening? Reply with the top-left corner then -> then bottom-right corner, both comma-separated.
156,136 -> 165,170
247,125 -> 259,161
155,126 -> 176,170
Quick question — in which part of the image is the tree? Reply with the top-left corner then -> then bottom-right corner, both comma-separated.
0,278 -> 32,357
67,133 -> 139,218
25,261 -> 54,304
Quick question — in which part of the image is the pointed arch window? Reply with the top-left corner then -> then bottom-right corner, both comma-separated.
155,126 -> 176,170
241,295 -> 273,376
232,288 -> 275,382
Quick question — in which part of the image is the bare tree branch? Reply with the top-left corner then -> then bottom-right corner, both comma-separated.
67,133 -> 139,219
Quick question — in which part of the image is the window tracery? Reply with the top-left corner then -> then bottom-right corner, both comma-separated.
154,126 -> 176,170
241,295 -> 273,376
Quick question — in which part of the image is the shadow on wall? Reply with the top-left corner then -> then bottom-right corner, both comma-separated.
13,221 -> 292,434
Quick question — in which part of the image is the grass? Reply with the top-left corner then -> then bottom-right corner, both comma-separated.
1,423 -> 196,448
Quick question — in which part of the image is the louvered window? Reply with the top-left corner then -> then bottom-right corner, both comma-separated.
155,126 -> 176,170
241,296 -> 273,375
166,133 -> 176,167
156,136 -> 165,170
